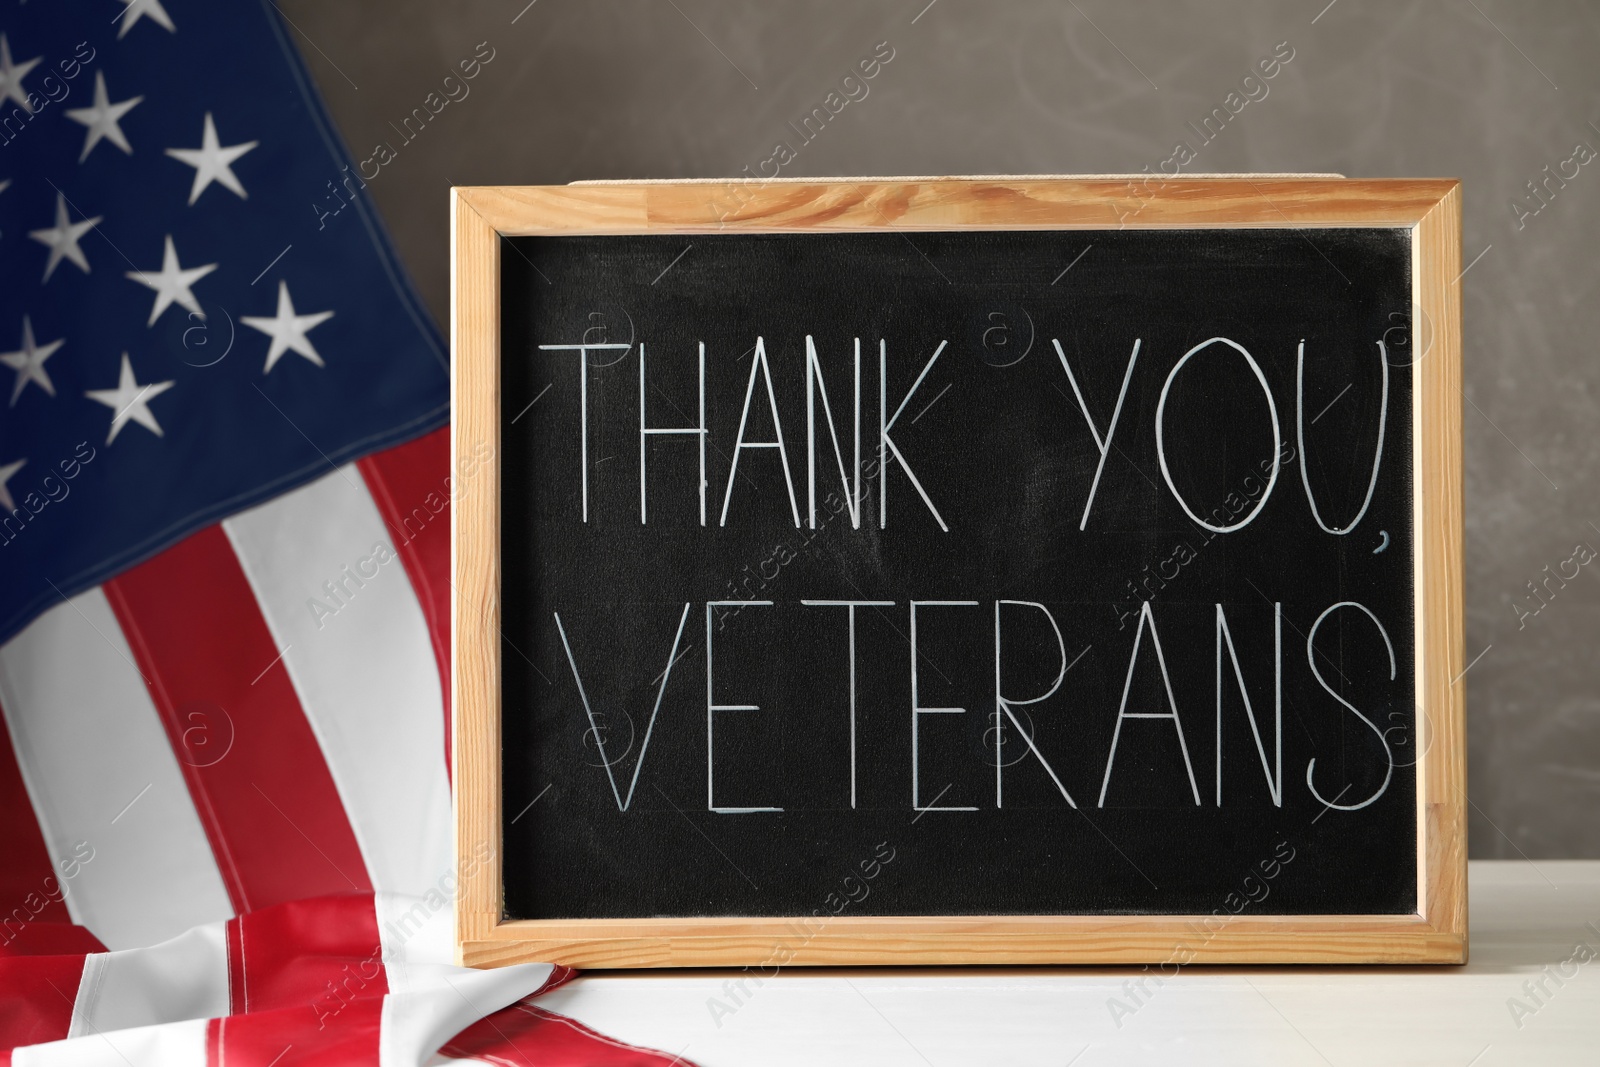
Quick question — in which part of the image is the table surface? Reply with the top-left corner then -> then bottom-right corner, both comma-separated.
534,860 -> 1600,1066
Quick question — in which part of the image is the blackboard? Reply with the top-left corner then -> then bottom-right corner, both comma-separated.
453,179 -> 1465,967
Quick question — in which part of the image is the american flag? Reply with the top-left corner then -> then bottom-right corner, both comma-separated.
0,2 -> 687,1063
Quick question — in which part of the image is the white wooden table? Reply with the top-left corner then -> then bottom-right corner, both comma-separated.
540,861 -> 1600,1065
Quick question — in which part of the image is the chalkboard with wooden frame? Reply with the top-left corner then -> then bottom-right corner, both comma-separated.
451,177 -> 1464,968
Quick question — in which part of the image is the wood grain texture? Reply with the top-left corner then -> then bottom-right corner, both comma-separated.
452,191 -> 503,951
461,919 -> 1462,969
451,178 -> 1466,968
472,863 -> 1596,1064
1414,185 -> 1468,949
457,177 -> 1459,235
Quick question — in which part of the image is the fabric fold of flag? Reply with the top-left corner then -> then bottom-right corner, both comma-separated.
0,892 -> 692,1067
0,1 -> 692,1063
0,439 -> 700,1064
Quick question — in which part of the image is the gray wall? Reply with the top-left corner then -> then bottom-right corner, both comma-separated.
279,0 -> 1600,858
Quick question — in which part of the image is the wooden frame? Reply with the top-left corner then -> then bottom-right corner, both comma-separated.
452,177 -> 1465,968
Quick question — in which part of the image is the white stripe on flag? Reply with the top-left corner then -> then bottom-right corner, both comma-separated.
223,466 -> 451,897
13,1016 -> 208,1067
376,891 -> 458,996
379,963 -> 556,1067
68,923 -> 229,1039
0,590 -> 232,949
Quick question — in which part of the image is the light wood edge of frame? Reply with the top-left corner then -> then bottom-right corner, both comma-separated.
459,921 -> 1464,970
454,177 -> 1459,234
450,178 -> 1466,968
1414,184 -> 1468,951
453,190 -> 504,953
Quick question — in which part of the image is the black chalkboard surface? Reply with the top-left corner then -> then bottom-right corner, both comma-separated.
497,225 -> 1419,922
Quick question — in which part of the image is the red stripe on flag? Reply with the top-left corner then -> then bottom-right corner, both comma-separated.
0,709 -> 72,940
0,953 -> 88,1050
225,916 -> 246,1014
208,997 -> 383,1067
226,895 -> 386,1018
442,1001 -> 700,1067
103,526 -> 372,914
0,923 -> 103,958
357,427 -> 453,770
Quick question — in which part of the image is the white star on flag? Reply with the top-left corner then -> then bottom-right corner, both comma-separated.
65,71 -> 143,163
126,235 -> 218,326
0,316 -> 64,405
116,0 -> 177,39
166,112 -> 257,205
0,34 -> 41,113
0,458 -> 23,512
242,281 -> 334,373
86,353 -> 176,445
29,192 -> 102,282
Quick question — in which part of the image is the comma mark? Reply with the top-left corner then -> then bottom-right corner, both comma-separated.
1373,530 -> 1389,554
